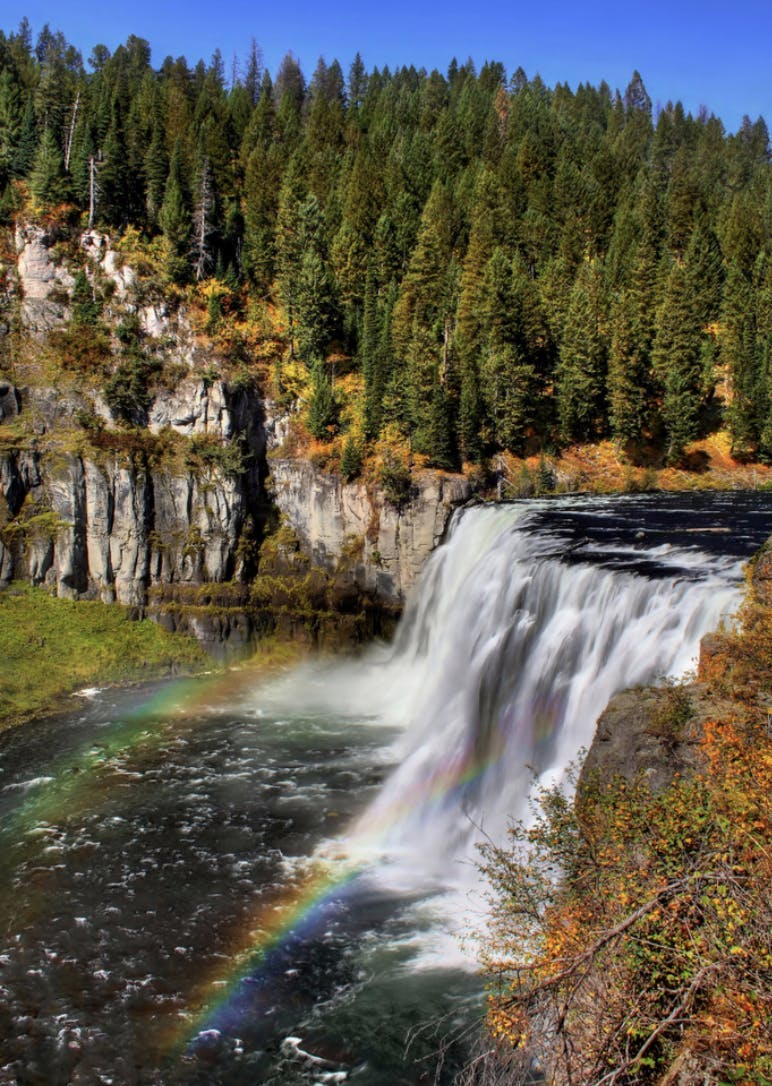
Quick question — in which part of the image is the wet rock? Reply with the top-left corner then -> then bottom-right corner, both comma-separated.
0,381 -> 19,420
191,1028 -> 224,1062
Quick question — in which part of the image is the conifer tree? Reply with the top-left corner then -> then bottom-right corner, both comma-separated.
721,260 -> 763,459
159,140 -> 190,282
347,53 -> 368,115
0,69 -> 23,188
274,155 -> 309,348
652,259 -> 704,463
70,269 -> 101,326
340,434 -> 363,479
458,357 -> 484,462
607,289 -> 647,449
11,96 -> 37,179
306,358 -> 337,439
98,98 -> 131,222
361,264 -> 381,439
426,375 -> 456,469
28,125 -> 64,204
244,38 -> 263,107
144,114 -> 169,225
556,260 -> 609,443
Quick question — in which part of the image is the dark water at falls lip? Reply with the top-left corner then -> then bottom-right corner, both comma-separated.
0,493 -> 770,1085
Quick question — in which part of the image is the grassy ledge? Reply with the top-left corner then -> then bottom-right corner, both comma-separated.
0,582 -> 208,731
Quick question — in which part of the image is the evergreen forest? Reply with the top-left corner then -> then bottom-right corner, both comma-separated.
1,19 -> 770,469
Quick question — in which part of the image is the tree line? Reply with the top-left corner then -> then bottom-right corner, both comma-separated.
1,18 -> 770,466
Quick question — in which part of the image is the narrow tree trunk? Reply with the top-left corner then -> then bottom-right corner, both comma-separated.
88,156 -> 98,228
64,91 -> 80,173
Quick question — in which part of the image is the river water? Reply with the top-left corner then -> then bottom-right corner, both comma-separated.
0,492 -> 770,1085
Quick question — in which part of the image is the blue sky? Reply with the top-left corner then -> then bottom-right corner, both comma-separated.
6,0 -> 771,132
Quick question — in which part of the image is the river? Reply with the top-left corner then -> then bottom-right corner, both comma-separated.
0,492 -> 770,1085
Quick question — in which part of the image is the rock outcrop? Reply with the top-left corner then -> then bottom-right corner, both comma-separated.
0,442 -> 251,606
0,380 -> 19,420
581,534 -> 772,795
15,224 -> 74,333
268,456 -> 471,604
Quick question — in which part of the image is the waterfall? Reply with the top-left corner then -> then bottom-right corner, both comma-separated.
345,499 -> 745,890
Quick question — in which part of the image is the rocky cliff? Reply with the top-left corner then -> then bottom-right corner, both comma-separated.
268,457 -> 470,604
0,222 -> 471,651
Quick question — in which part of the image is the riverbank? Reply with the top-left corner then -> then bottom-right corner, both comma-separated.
0,583 -> 317,732
0,582 -> 208,731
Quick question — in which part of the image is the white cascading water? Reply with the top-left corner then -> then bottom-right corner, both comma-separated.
342,501 -> 745,893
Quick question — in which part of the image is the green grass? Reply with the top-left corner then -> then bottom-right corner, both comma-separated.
0,582 -> 207,730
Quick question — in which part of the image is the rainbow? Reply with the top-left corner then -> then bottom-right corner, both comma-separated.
166,724 -> 513,1057
0,667 -> 254,845
1,660 -> 558,1064
166,852 -> 367,1055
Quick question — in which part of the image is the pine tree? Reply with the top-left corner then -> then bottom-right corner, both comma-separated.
652,259 -> 704,463
296,243 -> 336,362
455,169 -> 500,370
392,179 -> 453,359
426,375 -> 456,469
481,341 -> 536,453
347,53 -> 368,114
556,260 -> 609,443
11,96 -> 37,179
70,269 -> 102,326
458,356 -> 484,461
274,156 -> 309,349
144,115 -> 168,225
361,265 -> 381,439
340,434 -> 363,480
306,359 -> 338,439
158,140 -> 190,282
244,38 -> 263,107
721,261 -> 762,459
28,125 -> 65,204
685,218 -> 723,329
0,69 -> 23,188
607,289 -> 647,450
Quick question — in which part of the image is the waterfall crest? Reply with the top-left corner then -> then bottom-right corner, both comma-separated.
348,500 -> 745,885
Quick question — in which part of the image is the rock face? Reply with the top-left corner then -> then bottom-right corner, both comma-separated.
268,457 -> 471,604
147,377 -> 235,440
0,222 -> 473,650
0,443 -> 251,607
80,229 -> 136,302
0,380 -> 18,420
580,684 -> 718,795
15,224 -> 74,333
1,394 -> 469,646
